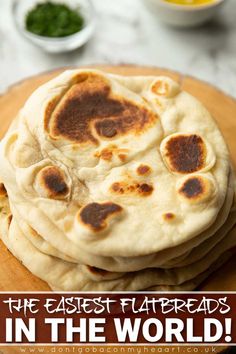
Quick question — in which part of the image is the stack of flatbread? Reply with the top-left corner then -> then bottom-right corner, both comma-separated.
0,69 -> 235,291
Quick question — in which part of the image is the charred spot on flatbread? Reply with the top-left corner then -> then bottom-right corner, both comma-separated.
79,202 -> 123,232
110,181 -> 153,197
37,166 -> 69,199
45,73 -> 158,144
95,148 -> 113,161
180,177 -> 204,199
0,183 -> 7,198
151,78 -> 180,98
136,164 -> 151,176
162,134 -> 207,174
152,80 -> 170,96
163,212 -> 175,221
94,145 -> 129,162
178,175 -> 214,203
138,183 -> 153,195
118,153 -> 127,162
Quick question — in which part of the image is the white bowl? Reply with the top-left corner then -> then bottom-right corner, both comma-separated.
12,0 -> 95,53
143,0 -> 226,27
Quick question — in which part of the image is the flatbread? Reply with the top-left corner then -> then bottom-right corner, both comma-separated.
0,70 -> 230,262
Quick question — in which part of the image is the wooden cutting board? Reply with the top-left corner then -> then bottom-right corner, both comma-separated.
0,65 -> 235,354
1,65 -> 236,293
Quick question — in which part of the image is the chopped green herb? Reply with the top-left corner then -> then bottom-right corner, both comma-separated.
25,1 -> 84,38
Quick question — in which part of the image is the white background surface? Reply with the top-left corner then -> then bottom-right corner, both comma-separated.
0,0 -> 236,97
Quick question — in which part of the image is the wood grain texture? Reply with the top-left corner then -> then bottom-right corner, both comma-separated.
0,65 -> 236,293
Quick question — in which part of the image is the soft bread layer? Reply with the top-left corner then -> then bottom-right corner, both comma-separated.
9,194 -> 236,283
0,194 -> 236,291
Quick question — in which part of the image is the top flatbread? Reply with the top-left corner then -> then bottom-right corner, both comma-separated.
0,69 -> 230,259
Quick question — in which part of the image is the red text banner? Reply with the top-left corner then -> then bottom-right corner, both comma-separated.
0,292 -> 235,345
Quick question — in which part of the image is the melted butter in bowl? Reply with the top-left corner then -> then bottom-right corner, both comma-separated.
144,0 -> 225,27
164,0 -> 216,5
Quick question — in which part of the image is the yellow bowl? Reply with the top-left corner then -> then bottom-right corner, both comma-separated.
143,0 -> 226,27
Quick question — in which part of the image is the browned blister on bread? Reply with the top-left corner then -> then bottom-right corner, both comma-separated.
177,175 -> 215,204
110,181 -> 153,197
94,145 -> 129,162
78,202 -> 123,232
163,212 -> 176,222
136,164 -> 152,176
45,73 -> 158,144
0,183 -> 7,198
161,134 -> 207,174
35,166 -> 69,200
